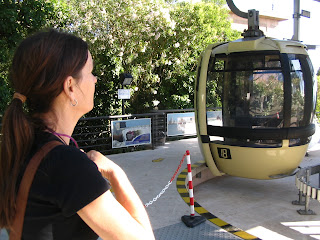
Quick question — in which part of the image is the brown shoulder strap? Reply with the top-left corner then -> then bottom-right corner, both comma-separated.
9,141 -> 63,240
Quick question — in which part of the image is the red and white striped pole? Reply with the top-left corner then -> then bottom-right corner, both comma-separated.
186,150 -> 195,217
181,150 -> 206,228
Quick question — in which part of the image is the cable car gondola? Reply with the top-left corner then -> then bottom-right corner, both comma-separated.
194,2 -> 316,180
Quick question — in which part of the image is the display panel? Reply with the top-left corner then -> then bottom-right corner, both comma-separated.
112,118 -> 151,148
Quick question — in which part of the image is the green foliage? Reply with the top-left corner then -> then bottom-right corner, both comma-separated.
155,1 -> 240,111
0,0 -> 68,114
0,0 -> 240,117
62,0 -> 240,114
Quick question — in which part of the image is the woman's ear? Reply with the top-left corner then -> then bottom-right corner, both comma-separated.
63,76 -> 76,101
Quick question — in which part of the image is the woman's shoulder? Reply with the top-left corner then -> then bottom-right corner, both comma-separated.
35,131 -> 85,158
46,144 -> 95,172
33,131 -> 95,170
49,144 -> 87,160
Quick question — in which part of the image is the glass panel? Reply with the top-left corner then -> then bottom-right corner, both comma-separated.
206,58 -> 223,110
289,57 -> 305,127
206,110 -> 222,127
308,57 -> 317,115
207,53 -> 284,129
206,51 -> 313,146
250,70 -> 284,128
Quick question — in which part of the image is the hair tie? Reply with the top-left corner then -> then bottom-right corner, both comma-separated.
13,92 -> 27,103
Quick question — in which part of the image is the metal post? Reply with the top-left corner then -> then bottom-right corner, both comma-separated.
297,168 -> 316,215
226,0 -> 264,38
293,171 -> 305,206
292,189 -> 305,205
292,0 -> 300,41
122,99 -> 125,115
248,9 -> 259,31
305,169 -> 311,212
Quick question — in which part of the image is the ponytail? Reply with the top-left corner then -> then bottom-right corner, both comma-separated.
0,98 -> 34,229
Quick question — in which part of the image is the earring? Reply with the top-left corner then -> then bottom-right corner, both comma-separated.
71,99 -> 78,107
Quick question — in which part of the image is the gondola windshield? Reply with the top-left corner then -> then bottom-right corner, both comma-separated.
206,50 -> 315,147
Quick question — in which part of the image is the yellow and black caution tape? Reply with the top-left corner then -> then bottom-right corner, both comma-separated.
176,161 -> 261,240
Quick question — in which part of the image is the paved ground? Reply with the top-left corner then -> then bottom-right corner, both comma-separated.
105,138 -> 238,240
194,144 -> 320,240
2,138 -> 320,239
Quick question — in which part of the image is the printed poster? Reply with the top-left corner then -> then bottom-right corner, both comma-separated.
112,118 -> 151,148
206,110 -> 222,126
167,111 -> 222,137
167,112 -> 196,136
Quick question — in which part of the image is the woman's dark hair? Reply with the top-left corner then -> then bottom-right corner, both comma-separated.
0,29 -> 88,228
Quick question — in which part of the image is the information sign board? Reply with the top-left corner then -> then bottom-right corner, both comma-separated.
118,89 -> 131,99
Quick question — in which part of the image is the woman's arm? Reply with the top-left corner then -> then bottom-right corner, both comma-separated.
77,150 -> 155,240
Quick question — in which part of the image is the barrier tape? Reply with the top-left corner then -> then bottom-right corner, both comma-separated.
144,153 -> 187,207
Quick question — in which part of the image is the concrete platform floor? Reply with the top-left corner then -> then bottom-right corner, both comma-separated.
1,138 -> 320,240
194,145 -> 320,240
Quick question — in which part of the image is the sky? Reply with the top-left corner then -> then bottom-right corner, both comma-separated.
189,0 -> 320,72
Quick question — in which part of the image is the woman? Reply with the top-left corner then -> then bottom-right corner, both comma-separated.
0,29 -> 155,240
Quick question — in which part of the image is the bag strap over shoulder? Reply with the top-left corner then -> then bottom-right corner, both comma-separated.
10,141 -> 63,240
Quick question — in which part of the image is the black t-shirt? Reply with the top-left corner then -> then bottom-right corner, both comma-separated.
19,132 -> 110,240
